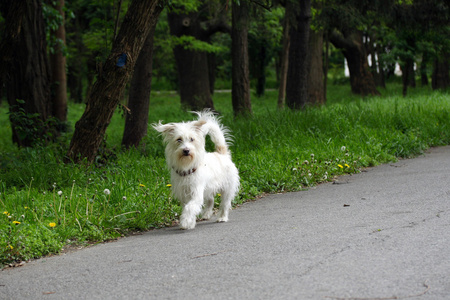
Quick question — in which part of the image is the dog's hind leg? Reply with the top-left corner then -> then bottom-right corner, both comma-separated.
201,195 -> 214,220
216,191 -> 233,223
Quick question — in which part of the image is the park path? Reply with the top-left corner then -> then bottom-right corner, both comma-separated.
1,146 -> 450,299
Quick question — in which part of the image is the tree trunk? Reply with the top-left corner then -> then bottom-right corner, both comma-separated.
67,0 -> 163,163
121,23 -> 157,149
368,33 -> 385,88
324,31 -> 330,103
432,54 -> 449,90
253,43 -> 267,97
330,30 -> 380,96
66,7 -> 85,103
168,11 -> 215,111
420,52 -> 429,86
277,15 -> 290,109
307,29 -> 325,105
401,58 -> 415,96
49,0 -> 67,123
0,0 -> 53,147
286,0 -> 312,110
375,41 -> 386,88
231,0 -> 252,115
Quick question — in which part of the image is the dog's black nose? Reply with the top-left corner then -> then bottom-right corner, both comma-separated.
183,148 -> 190,156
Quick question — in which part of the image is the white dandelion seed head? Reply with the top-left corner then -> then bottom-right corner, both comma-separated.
57,191 -> 63,196
104,189 -> 111,195
341,146 -> 346,151
122,196 -> 127,201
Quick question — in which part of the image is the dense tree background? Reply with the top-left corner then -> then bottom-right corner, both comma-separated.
0,0 -> 448,161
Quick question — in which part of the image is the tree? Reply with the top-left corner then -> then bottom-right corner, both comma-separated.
321,1 -> 381,96
121,22 -> 158,149
277,12 -> 290,109
48,0 -> 68,123
67,0 -> 163,163
248,6 -> 283,98
168,2 -> 229,111
432,54 -> 449,90
330,30 -> 380,96
231,0 -> 252,115
0,0 -> 54,147
307,28 -> 325,105
285,0 -> 312,109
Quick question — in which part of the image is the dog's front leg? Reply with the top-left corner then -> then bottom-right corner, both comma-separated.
180,190 -> 204,230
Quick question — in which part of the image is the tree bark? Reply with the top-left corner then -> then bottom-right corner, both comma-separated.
286,0 -> 312,110
432,53 -> 450,90
401,58 -> 415,96
330,30 -> 380,96
420,52 -> 429,86
49,0 -> 67,123
0,0 -> 53,147
168,10 -> 215,111
231,0 -> 252,115
277,15 -> 290,109
375,41 -> 386,88
67,0 -> 163,163
121,23 -> 157,149
66,5 -> 84,103
307,29 -> 325,105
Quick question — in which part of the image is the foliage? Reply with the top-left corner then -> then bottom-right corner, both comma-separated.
7,100 -> 58,147
1,84 -> 449,266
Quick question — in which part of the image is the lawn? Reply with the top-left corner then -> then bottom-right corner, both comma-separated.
0,83 -> 449,266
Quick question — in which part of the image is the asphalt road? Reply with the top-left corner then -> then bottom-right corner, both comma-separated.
1,146 -> 450,300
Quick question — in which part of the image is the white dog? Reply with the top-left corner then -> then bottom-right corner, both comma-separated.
153,110 -> 240,230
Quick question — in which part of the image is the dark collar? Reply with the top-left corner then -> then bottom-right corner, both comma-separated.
174,167 -> 197,177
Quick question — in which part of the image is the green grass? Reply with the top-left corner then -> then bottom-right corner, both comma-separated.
0,83 -> 449,266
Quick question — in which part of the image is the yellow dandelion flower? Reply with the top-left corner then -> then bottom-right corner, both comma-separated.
49,222 -> 56,228
24,206 -> 29,209
217,194 -> 221,197
13,221 -> 21,225
345,164 -> 350,168
7,245 -> 13,250
338,164 -> 343,169
3,211 -> 8,215
139,184 -> 146,187
166,184 -> 172,187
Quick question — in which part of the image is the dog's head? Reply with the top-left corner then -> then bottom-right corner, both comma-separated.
153,120 -> 206,170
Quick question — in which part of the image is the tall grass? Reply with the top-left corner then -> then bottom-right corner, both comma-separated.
0,83 -> 449,265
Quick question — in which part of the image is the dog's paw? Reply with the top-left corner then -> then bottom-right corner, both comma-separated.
216,216 -> 228,223
201,210 -> 213,220
180,216 -> 196,230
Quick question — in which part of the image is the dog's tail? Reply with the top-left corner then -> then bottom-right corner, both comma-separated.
193,110 -> 232,155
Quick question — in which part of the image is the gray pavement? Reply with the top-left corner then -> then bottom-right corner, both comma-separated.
1,146 -> 450,300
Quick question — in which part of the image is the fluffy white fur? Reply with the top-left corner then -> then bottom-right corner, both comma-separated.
153,110 -> 240,230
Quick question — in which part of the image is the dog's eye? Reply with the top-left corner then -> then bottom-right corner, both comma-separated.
190,138 -> 194,142
176,138 -> 182,143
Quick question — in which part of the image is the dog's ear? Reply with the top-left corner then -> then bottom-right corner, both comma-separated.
152,122 -> 176,136
193,120 -> 206,129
